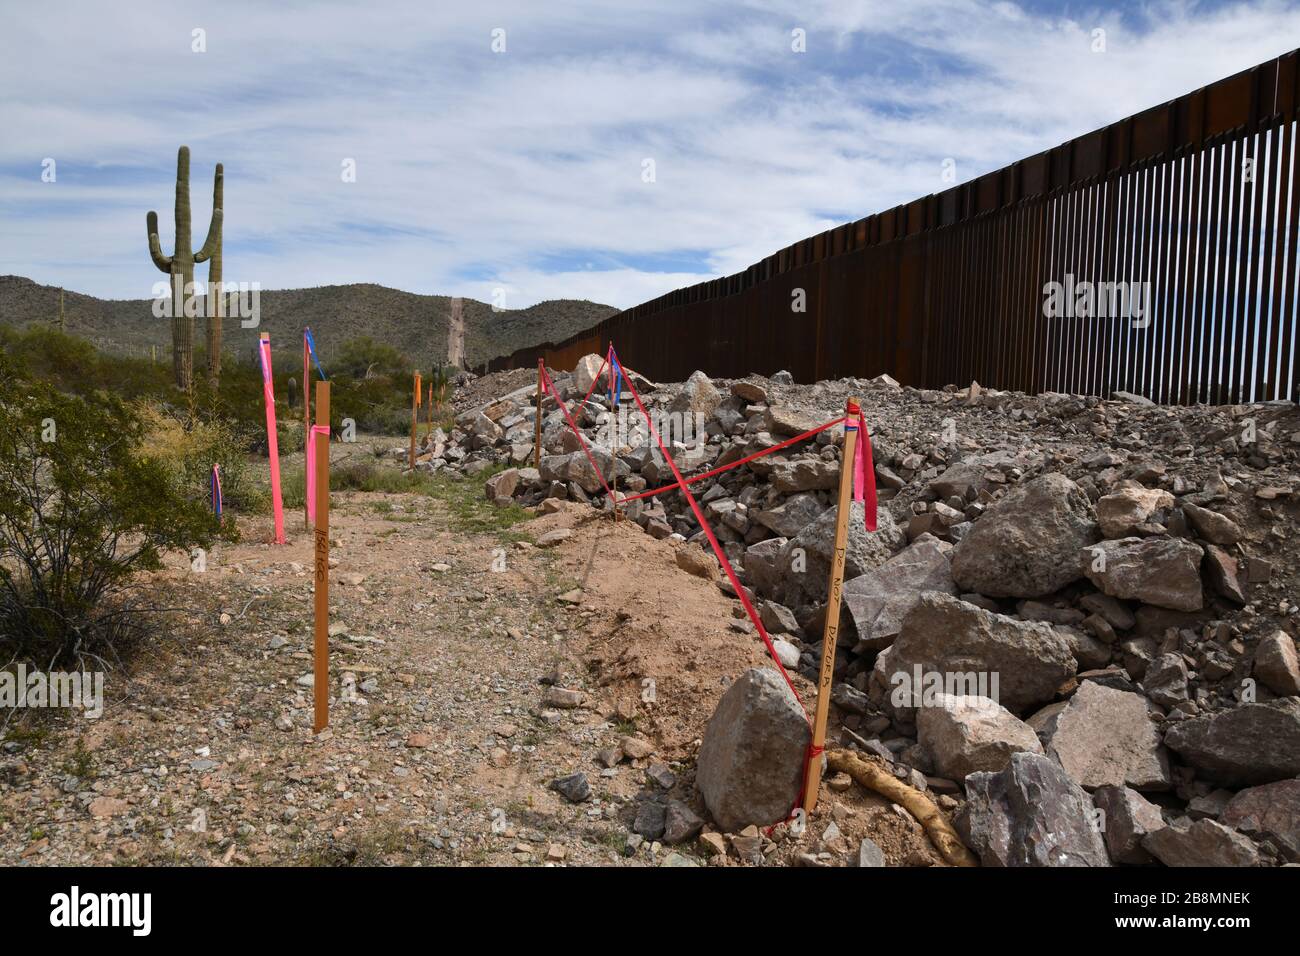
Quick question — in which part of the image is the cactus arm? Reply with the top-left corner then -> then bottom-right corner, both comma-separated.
174,146 -> 192,253
147,211 -> 172,272
196,162 -> 223,263
195,207 -> 222,263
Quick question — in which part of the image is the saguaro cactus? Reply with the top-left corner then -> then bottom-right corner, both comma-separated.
146,146 -> 222,390
205,163 -> 224,380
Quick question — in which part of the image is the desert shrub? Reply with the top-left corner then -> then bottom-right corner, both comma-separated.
324,370 -> 413,436
0,363 -> 230,670
347,399 -> 414,436
136,402 -> 268,515
280,469 -> 306,511
313,336 -> 432,436
1,324 -> 420,445
0,325 -> 290,438
331,460 -> 433,494
329,336 -> 411,380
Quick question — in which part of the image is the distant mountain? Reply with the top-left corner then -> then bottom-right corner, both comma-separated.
0,276 -> 618,369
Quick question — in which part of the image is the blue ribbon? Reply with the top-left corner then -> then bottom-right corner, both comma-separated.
304,327 -> 328,380
211,466 -> 223,517
609,355 -> 623,409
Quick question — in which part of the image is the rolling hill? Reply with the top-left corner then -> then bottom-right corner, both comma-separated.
0,275 -> 618,370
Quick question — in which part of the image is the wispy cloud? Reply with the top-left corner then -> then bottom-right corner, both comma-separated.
1,0 -> 1297,308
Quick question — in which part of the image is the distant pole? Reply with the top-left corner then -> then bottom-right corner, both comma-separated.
802,396 -> 860,813
448,297 -> 465,368
313,380 -> 331,733
409,371 -> 421,469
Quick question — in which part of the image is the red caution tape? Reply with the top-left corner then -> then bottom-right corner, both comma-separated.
846,399 -> 878,533
539,363 -> 615,500
611,348 -> 808,715
619,415 -> 849,504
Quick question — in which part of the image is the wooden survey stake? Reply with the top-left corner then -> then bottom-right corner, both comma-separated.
313,380 -> 331,733
535,359 -> 544,468
802,397 -> 860,812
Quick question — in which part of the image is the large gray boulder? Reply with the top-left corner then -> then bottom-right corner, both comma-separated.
670,370 -> 722,418
539,448 -> 628,495
753,493 -> 824,537
572,353 -> 606,396
950,473 -> 1098,599
1095,486 -> 1173,538
484,467 -> 521,501
916,693 -> 1043,780
1042,681 -> 1171,791
1181,501 -> 1243,545
928,451 -> 1017,500
1092,785 -> 1166,864
1254,630 -> 1300,696
1081,537 -> 1204,612
1221,779 -> 1300,860
1163,699 -> 1300,786
843,535 -> 958,653
764,405 -> 822,437
782,502 -> 905,600
696,668 -> 811,832
956,752 -> 1111,867
767,458 -> 839,493
874,593 -> 1076,716
741,537 -> 789,597
1142,818 -> 1262,867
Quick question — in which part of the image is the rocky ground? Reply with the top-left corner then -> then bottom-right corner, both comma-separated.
0,435 -> 939,868
419,356 -> 1300,867
4,360 -> 1299,868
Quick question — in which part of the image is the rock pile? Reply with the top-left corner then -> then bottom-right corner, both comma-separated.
426,355 -> 1300,865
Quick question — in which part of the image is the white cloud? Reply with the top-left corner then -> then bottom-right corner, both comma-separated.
1,0 -> 1298,313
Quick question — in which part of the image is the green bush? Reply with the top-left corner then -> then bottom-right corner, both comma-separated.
329,336 -> 411,380
0,361 -> 233,670
137,402 -> 269,515
0,324 -> 431,446
329,375 -> 413,435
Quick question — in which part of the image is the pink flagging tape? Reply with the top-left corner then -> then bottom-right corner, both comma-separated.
846,404 -> 878,533
259,337 -> 286,544
307,424 -> 330,524
306,426 -> 314,524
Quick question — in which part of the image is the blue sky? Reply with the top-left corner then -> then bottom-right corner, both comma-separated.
1,0 -> 1299,308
